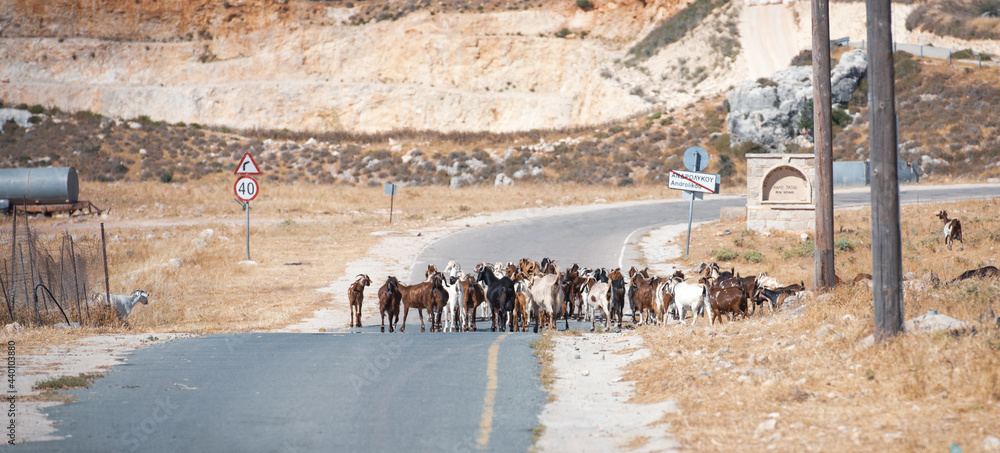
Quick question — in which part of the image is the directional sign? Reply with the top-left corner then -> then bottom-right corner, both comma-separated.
683,146 -> 710,172
234,176 -> 259,202
235,152 -> 261,176
384,182 -> 397,196
668,169 -> 720,194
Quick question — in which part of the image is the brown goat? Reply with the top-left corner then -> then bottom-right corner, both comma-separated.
425,264 -> 438,281
704,278 -> 749,324
937,210 -> 964,250
399,273 -> 448,332
378,276 -> 402,333
629,273 -> 659,325
348,274 -> 372,328
460,274 -> 487,332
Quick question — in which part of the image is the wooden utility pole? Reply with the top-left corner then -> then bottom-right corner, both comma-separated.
867,0 -> 904,341
812,0 -> 835,290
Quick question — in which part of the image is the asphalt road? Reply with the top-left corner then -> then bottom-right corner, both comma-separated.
15,328 -> 546,453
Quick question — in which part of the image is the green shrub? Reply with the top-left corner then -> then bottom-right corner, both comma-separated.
648,112 -> 662,120
718,154 -> 735,178
743,250 -> 765,263
114,164 -> 129,174
28,105 -> 45,114
782,240 -> 815,259
714,248 -> 740,261
159,171 -> 174,183
608,125 -> 624,134
832,108 -> 852,128
575,0 -> 594,9
798,100 -> 814,134
756,78 -> 778,88
33,373 -> 103,391
835,237 -> 855,252
556,28 -> 572,38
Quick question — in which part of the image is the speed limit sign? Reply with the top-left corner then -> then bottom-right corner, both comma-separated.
234,176 -> 259,202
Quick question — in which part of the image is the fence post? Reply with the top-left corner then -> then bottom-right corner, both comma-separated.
70,236 -> 83,324
948,51 -> 952,65
0,261 -> 11,321
9,209 -> 16,317
979,54 -> 982,69
20,244 -> 38,326
101,223 -> 111,311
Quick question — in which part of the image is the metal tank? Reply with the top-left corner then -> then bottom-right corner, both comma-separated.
0,167 -> 80,204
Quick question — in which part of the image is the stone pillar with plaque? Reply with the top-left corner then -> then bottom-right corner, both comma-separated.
746,154 -> 816,232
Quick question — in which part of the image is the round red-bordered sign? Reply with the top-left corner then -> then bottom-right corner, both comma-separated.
234,176 -> 259,202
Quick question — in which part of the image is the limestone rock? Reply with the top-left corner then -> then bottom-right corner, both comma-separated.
727,49 -> 868,152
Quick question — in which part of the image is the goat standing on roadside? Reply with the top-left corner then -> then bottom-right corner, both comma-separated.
937,210 -> 963,250
94,290 -> 150,325
348,274 -> 372,328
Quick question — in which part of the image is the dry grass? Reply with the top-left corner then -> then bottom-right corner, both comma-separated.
531,331 -> 557,402
627,198 -> 1000,452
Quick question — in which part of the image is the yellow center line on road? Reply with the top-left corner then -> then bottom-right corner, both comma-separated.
476,332 -> 511,450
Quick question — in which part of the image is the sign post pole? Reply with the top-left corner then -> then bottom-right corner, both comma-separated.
245,202 -> 250,260
685,191 -> 695,258
384,183 -> 397,224
234,152 -> 261,262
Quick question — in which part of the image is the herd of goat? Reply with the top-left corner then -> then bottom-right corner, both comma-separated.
343,209 -> 995,333
347,260 -> 805,333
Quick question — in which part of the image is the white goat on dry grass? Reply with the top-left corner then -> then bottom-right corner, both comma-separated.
94,290 -> 150,320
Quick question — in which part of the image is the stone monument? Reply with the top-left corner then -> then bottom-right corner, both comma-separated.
746,153 -> 816,231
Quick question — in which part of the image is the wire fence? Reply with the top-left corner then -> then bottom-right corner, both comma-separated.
1,211 -> 119,327
846,39 -> 997,68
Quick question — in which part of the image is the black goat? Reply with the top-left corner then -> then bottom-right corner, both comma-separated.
476,266 -> 516,332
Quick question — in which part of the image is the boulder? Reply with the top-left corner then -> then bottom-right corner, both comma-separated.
830,49 -> 867,104
727,49 -> 868,152
905,310 -> 971,335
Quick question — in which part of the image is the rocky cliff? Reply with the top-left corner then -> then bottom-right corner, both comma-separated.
0,0 -> 983,134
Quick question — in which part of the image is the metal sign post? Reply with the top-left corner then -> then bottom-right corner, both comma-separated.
234,176 -> 259,260
682,190 -> 704,259
384,183 -> 397,223
234,153 -> 261,261
669,148 -> 720,259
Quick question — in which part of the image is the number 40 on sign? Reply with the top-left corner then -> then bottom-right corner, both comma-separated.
234,176 -> 259,202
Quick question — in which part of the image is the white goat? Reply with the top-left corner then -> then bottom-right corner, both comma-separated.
582,280 -> 612,331
441,273 -> 466,332
444,261 -> 462,282
667,279 -> 711,325
755,272 -> 781,290
528,273 -> 565,332
95,290 -> 150,320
